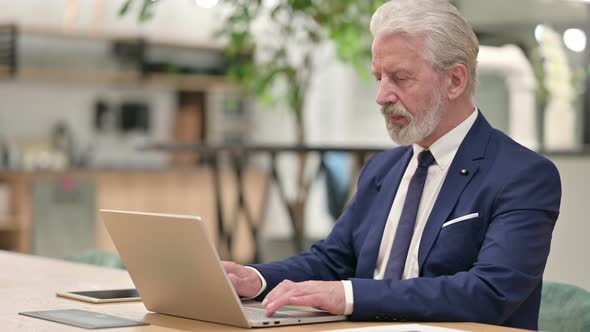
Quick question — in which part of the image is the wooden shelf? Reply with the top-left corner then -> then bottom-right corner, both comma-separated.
0,21 -> 224,51
0,218 -> 20,232
17,67 -> 140,85
0,65 -> 11,76
1,66 -> 234,92
0,23 -> 237,92
15,23 -> 224,52
145,72 -> 231,91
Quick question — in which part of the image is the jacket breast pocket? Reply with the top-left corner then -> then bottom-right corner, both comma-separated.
427,213 -> 484,274
442,212 -> 479,228
440,213 -> 482,238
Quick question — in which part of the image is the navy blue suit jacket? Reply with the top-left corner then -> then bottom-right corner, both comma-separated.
252,112 -> 561,330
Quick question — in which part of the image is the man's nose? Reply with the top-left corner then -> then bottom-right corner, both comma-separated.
376,79 -> 399,106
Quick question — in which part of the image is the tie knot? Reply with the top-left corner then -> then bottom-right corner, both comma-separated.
417,150 -> 435,168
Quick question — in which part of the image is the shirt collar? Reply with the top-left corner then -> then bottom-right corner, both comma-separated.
412,107 -> 478,171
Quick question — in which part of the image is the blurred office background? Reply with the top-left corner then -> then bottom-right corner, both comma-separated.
0,0 -> 589,293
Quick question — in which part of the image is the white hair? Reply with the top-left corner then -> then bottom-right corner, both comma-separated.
370,0 -> 479,96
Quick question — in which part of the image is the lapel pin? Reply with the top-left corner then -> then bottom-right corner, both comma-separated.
460,169 -> 469,176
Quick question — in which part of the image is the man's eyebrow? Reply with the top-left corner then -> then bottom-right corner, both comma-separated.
393,68 -> 412,75
373,68 -> 413,77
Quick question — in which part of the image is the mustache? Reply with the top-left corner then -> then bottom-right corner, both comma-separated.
381,103 -> 413,121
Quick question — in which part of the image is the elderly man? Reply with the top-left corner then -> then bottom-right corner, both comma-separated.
224,0 -> 561,330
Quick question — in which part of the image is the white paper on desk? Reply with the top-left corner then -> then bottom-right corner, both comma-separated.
316,323 -> 470,332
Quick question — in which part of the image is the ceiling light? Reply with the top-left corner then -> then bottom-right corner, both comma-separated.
194,0 -> 219,9
563,28 -> 587,52
264,0 -> 280,9
535,24 -> 545,43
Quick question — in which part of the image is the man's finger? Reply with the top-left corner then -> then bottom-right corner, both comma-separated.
222,261 -> 240,273
264,292 -> 294,317
289,295 -> 321,310
264,285 -> 307,316
262,280 -> 293,306
227,273 -> 245,293
262,280 -> 292,304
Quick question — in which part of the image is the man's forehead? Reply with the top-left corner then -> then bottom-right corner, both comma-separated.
372,32 -> 427,51
371,34 -> 428,75
371,34 -> 427,69
371,58 -> 415,73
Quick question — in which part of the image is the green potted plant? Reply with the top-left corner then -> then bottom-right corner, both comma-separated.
120,0 -> 384,252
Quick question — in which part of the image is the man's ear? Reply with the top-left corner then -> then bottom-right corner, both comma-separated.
445,64 -> 468,100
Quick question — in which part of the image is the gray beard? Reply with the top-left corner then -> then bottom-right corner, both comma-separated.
381,90 -> 444,146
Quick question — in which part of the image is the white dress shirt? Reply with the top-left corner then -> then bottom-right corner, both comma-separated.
373,109 -> 478,281
254,109 -> 478,315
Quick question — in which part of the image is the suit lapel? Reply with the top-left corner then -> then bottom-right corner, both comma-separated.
356,147 -> 413,278
417,112 -> 492,271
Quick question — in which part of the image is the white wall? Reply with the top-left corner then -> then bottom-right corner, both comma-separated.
458,0 -> 589,27
0,0 -> 211,168
544,157 -> 590,291
0,80 -> 175,167
0,81 -> 174,143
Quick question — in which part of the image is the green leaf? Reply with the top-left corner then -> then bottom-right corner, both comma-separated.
288,0 -> 312,11
119,0 -> 133,16
139,0 -> 155,22
270,5 -> 283,19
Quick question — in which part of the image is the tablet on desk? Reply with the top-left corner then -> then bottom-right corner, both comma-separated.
56,288 -> 141,303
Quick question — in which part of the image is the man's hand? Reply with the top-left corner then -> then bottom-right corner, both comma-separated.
262,280 -> 345,317
222,261 -> 263,298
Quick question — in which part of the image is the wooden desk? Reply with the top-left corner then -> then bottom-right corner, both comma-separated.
0,251 -> 529,331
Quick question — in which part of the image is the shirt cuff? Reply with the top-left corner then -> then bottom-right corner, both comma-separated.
242,266 -> 267,300
341,280 -> 354,315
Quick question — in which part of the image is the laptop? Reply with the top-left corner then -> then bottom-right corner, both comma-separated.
100,209 -> 347,328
